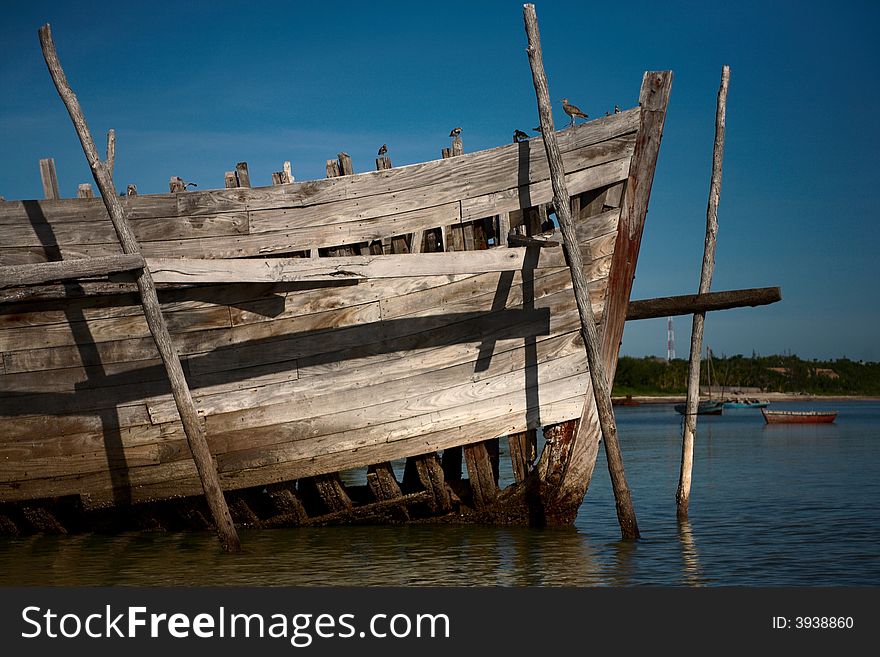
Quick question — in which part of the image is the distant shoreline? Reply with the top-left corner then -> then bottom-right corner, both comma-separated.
614,393 -> 880,405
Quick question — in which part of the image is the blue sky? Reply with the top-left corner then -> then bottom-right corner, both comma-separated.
1,1 -> 878,360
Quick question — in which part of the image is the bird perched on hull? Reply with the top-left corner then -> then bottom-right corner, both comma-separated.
614,104 -> 621,114
377,144 -> 387,157
561,98 -> 588,126
449,127 -> 462,137
513,129 -> 530,143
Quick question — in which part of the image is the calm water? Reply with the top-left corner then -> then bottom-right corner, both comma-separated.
1,400 -> 878,586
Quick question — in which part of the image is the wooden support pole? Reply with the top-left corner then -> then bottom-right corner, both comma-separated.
676,65 -> 730,520
39,158 -> 60,199
77,183 -> 94,198
106,129 -> 115,177
524,3 -> 639,538
235,161 -> 251,188
337,152 -> 354,176
627,286 -> 780,321
38,23 -> 241,553
0,253 -> 144,288
224,171 -> 238,189
282,160 -> 293,183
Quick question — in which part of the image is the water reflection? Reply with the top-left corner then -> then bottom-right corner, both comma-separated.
677,519 -> 705,586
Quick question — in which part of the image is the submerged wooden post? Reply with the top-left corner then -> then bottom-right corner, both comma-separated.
38,23 -> 241,553
39,158 -> 60,199
523,3 -> 639,538
676,65 -> 730,519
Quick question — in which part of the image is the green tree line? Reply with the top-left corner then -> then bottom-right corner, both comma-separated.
611,353 -> 880,396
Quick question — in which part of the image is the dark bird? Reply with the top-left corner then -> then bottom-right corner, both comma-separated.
614,104 -> 621,114
605,111 -> 610,117
561,98 -> 588,126
449,127 -> 462,138
378,144 -> 387,157
533,126 -> 543,134
513,129 -> 529,143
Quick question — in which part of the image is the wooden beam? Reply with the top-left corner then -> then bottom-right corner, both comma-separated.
677,65 -> 730,520
39,158 -> 60,200
282,160 -> 293,183
224,172 -> 237,189
77,183 -> 94,198
524,4 -> 639,538
38,23 -> 241,553
0,253 -> 144,288
627,286 -> 780,320
143,246 -> 567,283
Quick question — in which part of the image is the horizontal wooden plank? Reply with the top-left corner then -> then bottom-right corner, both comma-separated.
1,213 -> 248,247
144,246 -> 567,284
246,134 -> 635,234
2,301 -> 379,373
0,254 -> 144,288
0,305 -> 231,352
461,157 -> 631,220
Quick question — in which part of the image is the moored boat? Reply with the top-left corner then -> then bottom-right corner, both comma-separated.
674,400 -> 725,416
761,410 -> 838,424
723,398 -> 769,409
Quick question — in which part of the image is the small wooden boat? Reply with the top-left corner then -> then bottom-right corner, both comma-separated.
674,400 -> 724,416
761,410 -> 837,424
723,398 -> 769,409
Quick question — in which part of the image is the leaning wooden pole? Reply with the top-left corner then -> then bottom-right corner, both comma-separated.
523,4 -> 639,539
38,24 -> 241,553
676,65 -> 730,520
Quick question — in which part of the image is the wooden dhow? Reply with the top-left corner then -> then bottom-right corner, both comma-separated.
0,67 -> 674,536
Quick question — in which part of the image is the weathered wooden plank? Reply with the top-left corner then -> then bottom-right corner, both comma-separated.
76,184 -> 94,199
144,246 -> 567,283
246,137 -> 634,235
0,305 -> 231,352
39,158 -> 60,200
1,213 -> 249,247
0,392 -> 585,505
461,156 -> 630,220
463,441 -> 497,508
0,254 -> 144,289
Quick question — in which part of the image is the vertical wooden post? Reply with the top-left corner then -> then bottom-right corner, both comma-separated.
77,183 -> 94,198
169,176 -> 185,193
106,129 -> 115,177
224,172 -> 238,189
38,23 -> 240,553
337,152 -> 354,176
676,65 -> 730,519
39,158 -> 60,199
523,4 -> 639,538
235,162 -> 251,188
282,160 -> 293,183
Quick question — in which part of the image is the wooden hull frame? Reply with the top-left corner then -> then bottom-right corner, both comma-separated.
0,72 -> 672,535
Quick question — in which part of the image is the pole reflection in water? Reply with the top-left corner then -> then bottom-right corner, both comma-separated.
677,519 -> 705,586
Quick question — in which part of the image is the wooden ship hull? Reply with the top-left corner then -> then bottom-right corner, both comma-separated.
761,410 -> 837,424
0,72 -> 672,535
